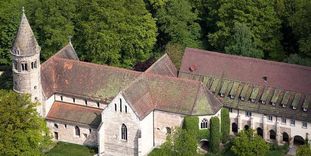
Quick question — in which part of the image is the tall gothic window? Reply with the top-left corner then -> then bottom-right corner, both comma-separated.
120,99 -> 122,112
75,126 -> 80,137
121,124 -> 127,140
200,118 -> 208,128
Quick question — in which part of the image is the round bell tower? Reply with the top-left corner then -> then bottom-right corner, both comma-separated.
11,8 -> 42,103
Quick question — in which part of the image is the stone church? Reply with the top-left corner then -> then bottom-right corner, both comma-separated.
11,11 -> 311,156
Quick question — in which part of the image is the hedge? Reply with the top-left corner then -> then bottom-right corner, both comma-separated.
221,108 -> 230,143
210,116 -> 220,153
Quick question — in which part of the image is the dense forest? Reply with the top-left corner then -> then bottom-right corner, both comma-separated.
0,0 -> 310,68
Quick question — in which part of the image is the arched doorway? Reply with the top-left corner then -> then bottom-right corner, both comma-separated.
257,127 -> 263,137
244,125 -> 249,130
269,130 -> 276,140
232,123 -> 238,133
282,132 -> 289,143
199,139 -> 209,151
294,135 -> 305,145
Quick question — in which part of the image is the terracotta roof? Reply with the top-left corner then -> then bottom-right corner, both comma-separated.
123,73 -> 222,119
12,12 -> 40,56
180,48 -> 311,94
46,101 -> 102,128
179,48 -> 311,122
54,43 -> 79,60
145,54 -> 177,77
41,57 -> 141,102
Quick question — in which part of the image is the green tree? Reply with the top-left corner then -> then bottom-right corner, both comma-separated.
210,116 -> 220,153
0,90 -> 51,156
75,0 -> 157,68
156,0 -> 202,48
221,108 -> 230,143
149,127 -> 198,156
297,144 -> 311,156
0,0 -> 24,65
206,0 -> 283,60
289,0 -> 311,57
231,129 -> 269,156
27,0 -> 76,60
225,22 -> 263,58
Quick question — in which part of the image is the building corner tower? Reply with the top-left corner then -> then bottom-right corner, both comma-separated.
11,8 -> 43,113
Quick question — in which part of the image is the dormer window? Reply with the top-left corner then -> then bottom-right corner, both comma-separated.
271,102 -> 276,106
230,95 -> 235,99
292,106 -> 296,110
261,100 -> 266,104
282,104 -> 286,108
240,96 -> 245,101
303,108 -> 307,112
250,98 -> 255,103
220,93 -> 224,97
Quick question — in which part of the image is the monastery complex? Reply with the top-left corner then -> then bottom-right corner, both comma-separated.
10,11 -> 311,156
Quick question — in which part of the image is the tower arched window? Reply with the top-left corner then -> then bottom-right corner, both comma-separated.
201,118 -> 208,129
75,126 -> 80,137
121,124 -> 127,140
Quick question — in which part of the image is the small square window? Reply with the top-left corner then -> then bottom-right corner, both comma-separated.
228,108 -> 233,112
281,118 -> 286,124
246,111 -> 252,117
302,122 -> 307,128
268,116 -> 273,121
60,96 -> 63,101
85,100 -> 87,105
54,123 -> 58,128
290,119 -> 295,126
54,132 -> 59,140
97,102 -> 100,107
64,124 -> 67,128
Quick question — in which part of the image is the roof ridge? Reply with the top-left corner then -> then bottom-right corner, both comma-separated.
186,48 -> 311,71
145,53 -> 169,73
52,57 -> 142,75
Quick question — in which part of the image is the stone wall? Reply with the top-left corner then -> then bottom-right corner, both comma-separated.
153,110 -> 184,146
47,121 -> 97,147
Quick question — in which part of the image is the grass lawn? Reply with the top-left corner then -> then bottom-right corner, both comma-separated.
45,142 -> 97,156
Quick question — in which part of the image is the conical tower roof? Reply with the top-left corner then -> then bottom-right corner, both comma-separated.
12,9 -> 40,56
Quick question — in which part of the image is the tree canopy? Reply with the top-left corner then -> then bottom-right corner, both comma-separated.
231,129 -> 269,156
0,90 -> 51,155
0,0 -> 310,68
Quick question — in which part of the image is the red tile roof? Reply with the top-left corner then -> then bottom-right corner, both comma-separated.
123,73 -> 222,119
41,57 -> 141,102
180,48 -> 311,94
46,101 -> 102,128
145,54 -> 177,77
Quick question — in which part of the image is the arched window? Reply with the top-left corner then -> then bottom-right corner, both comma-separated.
200,118 -> 208,128
125,105 -> 127,113
121,124 -> 127,140
75,126 -> 80,137
114,103 -> 117,111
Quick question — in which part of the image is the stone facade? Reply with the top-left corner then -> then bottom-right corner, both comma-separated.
47,121 -> 98,147
98,93 -> 141,156
228,107 -> 311,145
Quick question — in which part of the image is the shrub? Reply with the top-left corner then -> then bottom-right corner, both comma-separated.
210,116 -> 220,153
221,108 -> 230,143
